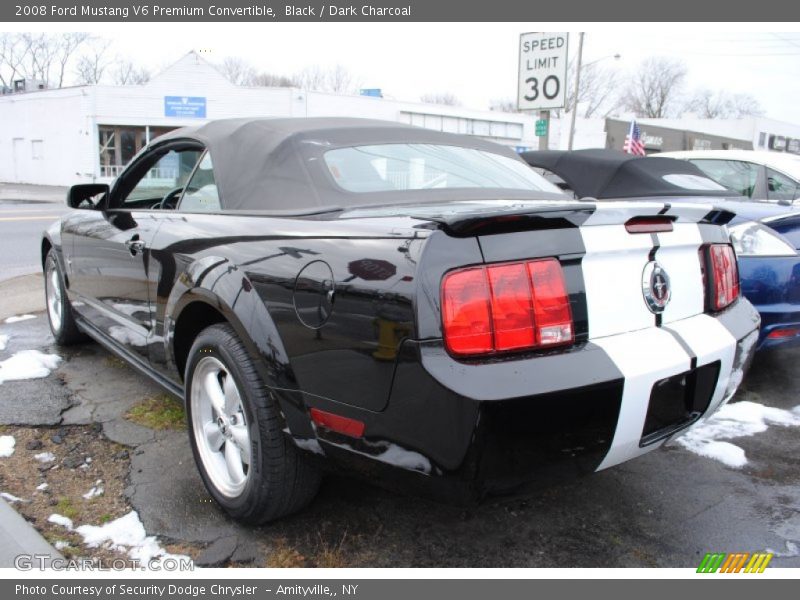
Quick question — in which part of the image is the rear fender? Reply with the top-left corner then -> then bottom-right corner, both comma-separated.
165,256 -> 315,440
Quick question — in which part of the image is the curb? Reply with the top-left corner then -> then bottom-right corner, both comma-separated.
0,498 -> 63,568
0,273 -> 45,320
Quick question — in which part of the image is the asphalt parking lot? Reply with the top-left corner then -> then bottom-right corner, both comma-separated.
0,272 -> 799,567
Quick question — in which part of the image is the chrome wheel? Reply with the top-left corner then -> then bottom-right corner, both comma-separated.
46,259 -> 63,333
190,356 -> 252,498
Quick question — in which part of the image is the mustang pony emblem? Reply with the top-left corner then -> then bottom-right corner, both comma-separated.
642,261 -> 671,313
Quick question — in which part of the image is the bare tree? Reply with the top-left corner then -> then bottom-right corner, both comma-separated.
296,64 -> 360,94
218,56 -> 255,85
325,65 -> 359,94
489,98 -> 519,113
53,33 -> 90,87
250,72 -> 296,87
0,32 -> 89,89
112,59 -> 151,85
566,61 -> 622,118
74,39 -> 112,84
0,33 -> 25,88
686,88 -> 764,119
728,93 -> 765,118
420,92 -> 461,106
624,57 -> 687,118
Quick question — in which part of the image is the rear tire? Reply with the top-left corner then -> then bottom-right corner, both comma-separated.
185,323 -> 321,523
44,250 -> 86,345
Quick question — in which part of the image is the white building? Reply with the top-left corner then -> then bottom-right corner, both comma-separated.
0,51 -> 539,186
550,115 -> 800,155
3,51 -> 799,186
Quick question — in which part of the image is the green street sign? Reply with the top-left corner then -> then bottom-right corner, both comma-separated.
535,118 -> 548,137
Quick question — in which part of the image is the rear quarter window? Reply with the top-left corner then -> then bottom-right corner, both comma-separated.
323,143 -> 561,194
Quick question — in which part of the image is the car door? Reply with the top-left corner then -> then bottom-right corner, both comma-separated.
766,167 -> 800,205
66,142 -> 203,364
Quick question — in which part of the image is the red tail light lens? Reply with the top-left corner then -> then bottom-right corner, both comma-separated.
705,244 -> 740,311
488,263 -> 535,351
528,260 -> 574,346
439,267 -> 493,354
442,258 -> 573,357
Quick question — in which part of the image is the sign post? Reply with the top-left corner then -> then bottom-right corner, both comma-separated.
518,32 -> 569,151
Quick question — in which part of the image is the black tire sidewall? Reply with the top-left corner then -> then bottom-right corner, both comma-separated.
185,328 -> 265,515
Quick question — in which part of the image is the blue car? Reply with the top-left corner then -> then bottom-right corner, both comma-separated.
522,149 -> 800,350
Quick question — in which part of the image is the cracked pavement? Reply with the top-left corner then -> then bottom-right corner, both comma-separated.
1,302 -> 799,567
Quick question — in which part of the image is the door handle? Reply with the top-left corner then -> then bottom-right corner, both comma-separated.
125,235 -> 146,255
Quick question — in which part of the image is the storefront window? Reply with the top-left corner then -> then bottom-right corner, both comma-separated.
98,125 -> 177,178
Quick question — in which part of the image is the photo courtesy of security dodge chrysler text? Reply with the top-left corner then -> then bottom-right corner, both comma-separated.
41,118 -> 760,523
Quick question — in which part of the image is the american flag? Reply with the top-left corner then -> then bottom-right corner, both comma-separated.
623,120 -> 646,156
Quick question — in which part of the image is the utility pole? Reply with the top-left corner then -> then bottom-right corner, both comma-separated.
538,110 -> 549,150
568,32 -> 585,151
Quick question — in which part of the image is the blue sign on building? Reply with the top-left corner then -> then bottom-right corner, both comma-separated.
164,96 -> 207,118
359,88 -> 383,98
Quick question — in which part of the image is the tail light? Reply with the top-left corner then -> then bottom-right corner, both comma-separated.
441,258 -> 574,357
701,244 -> 740,311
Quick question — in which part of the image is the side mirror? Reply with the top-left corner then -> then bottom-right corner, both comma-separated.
67,183 -> 109,209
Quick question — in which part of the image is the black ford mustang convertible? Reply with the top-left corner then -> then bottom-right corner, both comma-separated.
43,118 -> 759,523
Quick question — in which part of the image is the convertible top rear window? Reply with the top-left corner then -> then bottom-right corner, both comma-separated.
323,144 -> 561,194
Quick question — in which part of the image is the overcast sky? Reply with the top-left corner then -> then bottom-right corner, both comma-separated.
9,23 -> 800,122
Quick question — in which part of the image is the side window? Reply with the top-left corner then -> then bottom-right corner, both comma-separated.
766,168 -> 800,203
178,152 -> 221,212
690,159 -> 758,198
120,148 -> 202,208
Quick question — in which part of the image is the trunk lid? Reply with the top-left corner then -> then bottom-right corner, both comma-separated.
427,200 -> 733,341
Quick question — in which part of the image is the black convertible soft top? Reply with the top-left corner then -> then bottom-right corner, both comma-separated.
521,148 -> 734,200
153,117 -> 561,212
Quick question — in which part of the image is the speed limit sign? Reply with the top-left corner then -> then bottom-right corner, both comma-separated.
518,32 -> 569,111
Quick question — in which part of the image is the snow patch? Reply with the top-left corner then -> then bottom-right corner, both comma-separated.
1,492 -> 23,503
4,314 -> 36,323
0,435 -> 15,457
0,350 -> 61,384
82,480 -> 104,499
767,541 -> 800,558
675,401 -> 800,467
54,541 -> 70,551
48,514 -> 75,530
36,483 -> 49,491
34,452 -> 56,463
374,443 -> 432,473
75,511 -> 190,566
0,334 -> 8,351
108,326 -> 146,347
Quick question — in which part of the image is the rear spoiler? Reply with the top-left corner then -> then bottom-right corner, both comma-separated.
413,202 -> 736,237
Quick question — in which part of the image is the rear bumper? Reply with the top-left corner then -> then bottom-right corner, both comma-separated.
310,299 -> 760,501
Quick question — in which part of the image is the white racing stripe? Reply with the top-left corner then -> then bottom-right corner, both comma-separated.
663,315 -> 737,416
577,210 -> 751,471
593,328 -> 692,470
580,224 -> 655,338
656,224 -> 706,325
